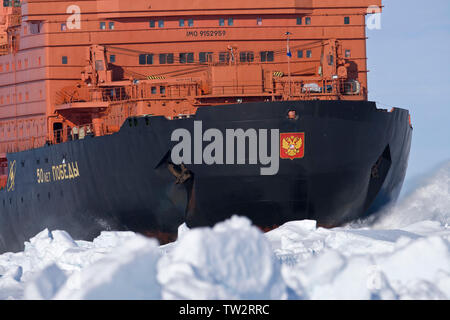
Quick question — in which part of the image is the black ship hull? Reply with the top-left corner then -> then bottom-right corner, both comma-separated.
0,101 -> 412,253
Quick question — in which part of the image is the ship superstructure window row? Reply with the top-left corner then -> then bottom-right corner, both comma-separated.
131,49 -> 316,66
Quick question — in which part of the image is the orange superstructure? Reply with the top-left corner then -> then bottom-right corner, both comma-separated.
0,0 -> 382,188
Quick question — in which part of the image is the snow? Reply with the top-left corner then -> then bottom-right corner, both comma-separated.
0,161 -> 449,300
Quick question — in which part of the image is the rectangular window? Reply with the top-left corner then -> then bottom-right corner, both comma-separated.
219,18 -> 225,26
344,17 -> 350,25
257,17 -> 263,26
228,18 -> 234,26
110,55 -> 116,63
100,22 -> 106,30
179,19 -> 185,27
240,51 -> 254,63
62,56 -> 68,64
160,86 -> 166,95
109,22 -> 115,30
159,53 -> 173,64
179,52 -> 194,64
139,54 -> 153,65
297,50 -> 303,58
260,51 -> 274,62
151,87 -> 157,94
345,50 -> 351,58
305,17 -> 311,25
219,52 -> 230,63
296,17 -> 302,25
306,50 -> 312,58
61,23 -> 67,31
149,20 -> 155,28
158,20 -> 164,28
199,52 -> 213,63
30,22 -> 42,34
188,19 -> 194,27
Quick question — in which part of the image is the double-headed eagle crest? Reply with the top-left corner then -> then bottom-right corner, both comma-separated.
280,133 -> 305,160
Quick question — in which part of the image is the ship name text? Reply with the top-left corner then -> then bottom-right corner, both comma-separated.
37,162 -> 80,184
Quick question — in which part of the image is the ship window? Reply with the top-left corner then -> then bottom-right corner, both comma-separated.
62,56 -> 68,64
219,18 -> 225,26
13,0 -> 19,7
228,18 -> 234,26
30,22 -> 42,34
328,54 -> 334,66
179,52 -> 194,64
260,51 -> 274,62
139,54 -> 153,65
344,17 -> 350,25
61,23 -> 67,31
160,86 -> 166,95
305,17 -> 311,25
100,22 -> 106,30
188,19 -> 194,27
110,54 -> 116,63
3,0 -> 11,7
345,50 -> 351,58
297,50 -> 303,58
151,87 -> 157,94
296,17 -> 302,25
199,52 -> 213,63
179,19 -> 185,27
219,52 -> 230,63
159,53 -> 174,64
158,20 -> 164,28
306,50 -> 312,58
240,51 -> 254,63
149,20 -> 155,28
109,22 -> 115,30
